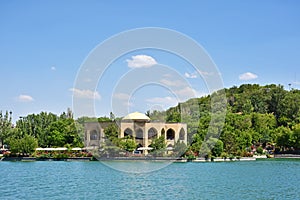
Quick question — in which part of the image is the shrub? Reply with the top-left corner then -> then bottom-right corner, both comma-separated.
220,152 -> 228,159
256,146 -> 264,154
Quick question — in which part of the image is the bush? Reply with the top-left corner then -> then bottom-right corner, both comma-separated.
53,153 -> 69,159
220,152 -> 228,159
256,146 -> 264,154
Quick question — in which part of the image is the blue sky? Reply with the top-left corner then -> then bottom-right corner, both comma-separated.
1,1 -> 300,122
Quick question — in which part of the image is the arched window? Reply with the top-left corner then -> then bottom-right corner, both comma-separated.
148,128 -> 157,139
90,130 -> 98,140
179,128 -> 185,140
135,128 -> 143,139
124,128 -> 133,138
166,129 -> 175,140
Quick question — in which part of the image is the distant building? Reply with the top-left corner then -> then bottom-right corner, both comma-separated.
84,112 -> 187,155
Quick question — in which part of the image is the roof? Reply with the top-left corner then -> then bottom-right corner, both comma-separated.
122,112 -> 150,121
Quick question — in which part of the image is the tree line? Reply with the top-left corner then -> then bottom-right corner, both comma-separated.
149,84 -> 300,157
1,84 -> 299,158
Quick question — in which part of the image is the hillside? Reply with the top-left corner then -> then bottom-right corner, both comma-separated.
149,84 -> 300,157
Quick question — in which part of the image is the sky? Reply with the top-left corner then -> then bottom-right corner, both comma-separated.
0,0 -> 300,122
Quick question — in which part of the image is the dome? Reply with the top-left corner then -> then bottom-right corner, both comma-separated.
122,112 -> 150,122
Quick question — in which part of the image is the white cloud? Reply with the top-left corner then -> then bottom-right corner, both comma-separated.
69,88 -> 101,100
113,92 -> 131,100
185,71 -> 212,78
175,87 -> 206,100
113,92 -> 134,108
51,66 -> 56,71
126,55 -> 157,68
17,94 -> 34,102
293,81 -> 300,85
146,96 -> 178,107
184,72 -> 197,79
199,70 -> 212,76
239,72 -> 258,80
160,79 -> 185,87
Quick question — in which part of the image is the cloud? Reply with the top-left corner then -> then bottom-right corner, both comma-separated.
175,87 -> 206,100
51,66 -> 56,71
146,96 -> 178,107
69,88 -> 101,100
17,94 -> 34,102
185,71 -> 212,79
184,72 -> 197,79
293,81 -> 300,85
126,55 -> 157,68
239,72 -> 258,80
113,92 -> 130,100
160,79 -> 185,87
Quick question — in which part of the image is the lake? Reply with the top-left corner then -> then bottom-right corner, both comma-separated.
1,159 -> 299,200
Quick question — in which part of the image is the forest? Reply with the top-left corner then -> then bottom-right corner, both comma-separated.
156,84 -> 300,158
0,84 -> 299,158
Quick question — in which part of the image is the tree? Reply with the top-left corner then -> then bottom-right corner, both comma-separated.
220,125 -> 238,154
120,138 -> 137,152
291,124 -> 300,149
173,139 -> 187,157
8,134 -> 38,156
103,124 -> 120,145
277,91 -> 300,126
0,111 -> 13,147
211,139 -> 223,157
46,118 -> 83,147
149,135 -> 166,156
275,126 -> 292,150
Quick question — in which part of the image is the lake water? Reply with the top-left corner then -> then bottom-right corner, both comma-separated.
1,159 -> 299,200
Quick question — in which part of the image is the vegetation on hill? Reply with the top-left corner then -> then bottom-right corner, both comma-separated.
1,84 -> 299,158
149,84 -> 300,157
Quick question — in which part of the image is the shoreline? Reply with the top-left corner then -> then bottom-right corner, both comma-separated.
1,154 -> 300,162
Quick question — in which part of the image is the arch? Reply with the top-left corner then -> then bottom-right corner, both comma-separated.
167,144 -> 173,148
161,128 -> 165,136
137,143 -> 143,148
90,130 -> 98,140
179,128 -> 185,140
124,128 -> 133,137
166,128 -> 175,140
148,127 -> 158,139
135,128 -> 143,139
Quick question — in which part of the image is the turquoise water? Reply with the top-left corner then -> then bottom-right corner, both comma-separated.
1,159 -> 299,200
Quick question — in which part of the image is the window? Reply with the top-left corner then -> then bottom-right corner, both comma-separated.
166,129 -> 175,140
124,128 -> 133,138
90,130 -> 98,140
135,128 -> 143,139
179,128 -> 185,140
148,128 -> 157,139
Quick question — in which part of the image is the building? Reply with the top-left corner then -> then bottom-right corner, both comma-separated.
84,112 -> 187,155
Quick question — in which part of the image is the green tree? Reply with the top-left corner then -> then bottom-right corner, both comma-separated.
120,138 -> 137,152
149,135 -> 166,156
173,139 -> 187,157
103,124 -> 120,145
8,134 -> 38,156
220,125 -> 238,154
291,124 -> 300,149
0,111 -> 13,147
275,126 -> 292,150
211,139 -> 223,157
